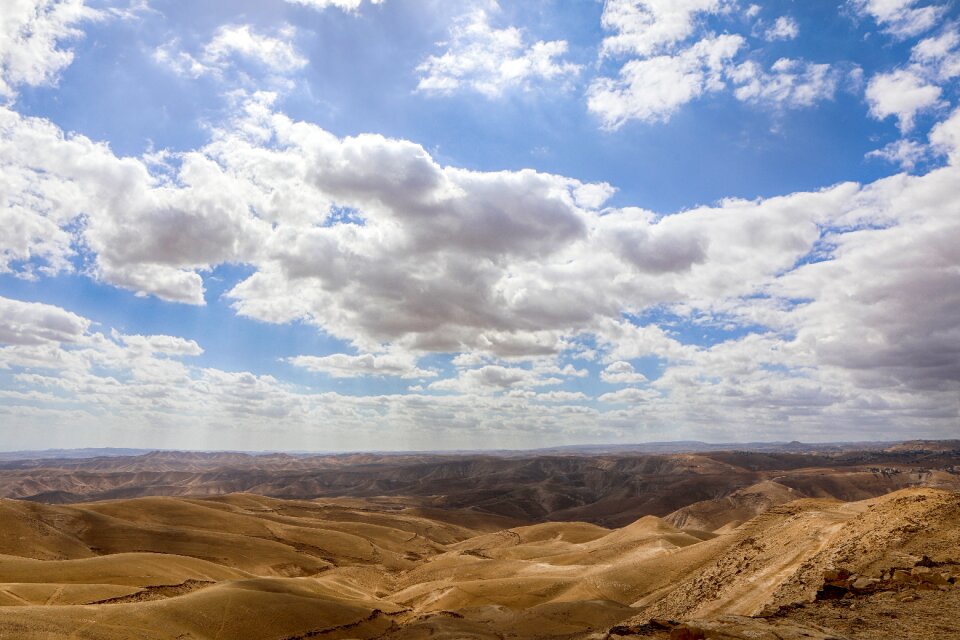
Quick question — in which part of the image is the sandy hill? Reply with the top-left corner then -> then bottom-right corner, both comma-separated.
616,487 -> 960,639
0,487 -> 955,638
1,448 -> 958,530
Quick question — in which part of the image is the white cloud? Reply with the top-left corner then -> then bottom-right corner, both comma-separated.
599,0 -> 732,57
121,334 -> 204,357
911,27 -> 960,82
587,34 -> 744,127
595,319 -> 696,363
429,365 -> 553,393
416,7 -> 580,98
763,16 -> 799,41
866,68 -> 943,131
0,296 -> 89,345
848,0 -> 944,39
3,88 -> 960,442
730,58 -> 839,108
153,40 -> 209,79
516,390 -> 590,403
205,24 -> 306,73
590,4 -> 833,127
600,360 -> 649,384
598,387 -> 660,403
0,103 -> 270,304
154,24 -> 306,80
866,138 -> 929,169
929,104 -> 960,163
0,0 -> 101,99
287,352 -> 436,379
285,0 -> 383,11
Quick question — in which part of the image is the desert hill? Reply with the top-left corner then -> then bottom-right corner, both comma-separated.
614,487 -> 960,639
1,446 -> 957,527
0,486 -> 955,638
0,445 -> 957,638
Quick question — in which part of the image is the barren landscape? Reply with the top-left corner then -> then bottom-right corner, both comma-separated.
0,441 -> 957,639
3,0 -> 960,637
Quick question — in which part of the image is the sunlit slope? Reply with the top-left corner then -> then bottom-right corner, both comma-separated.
0,488 -> 957,638
632,487 -> 960,621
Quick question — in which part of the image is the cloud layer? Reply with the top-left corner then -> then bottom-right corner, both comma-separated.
3,92 -> 959,445
0,0 -> 958,449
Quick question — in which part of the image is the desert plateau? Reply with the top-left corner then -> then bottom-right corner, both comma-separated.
0,442 -> 957,639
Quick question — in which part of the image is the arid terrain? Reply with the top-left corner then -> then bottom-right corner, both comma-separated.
0,441 -> 957,639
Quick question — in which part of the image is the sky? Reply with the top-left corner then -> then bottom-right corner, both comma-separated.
0,0 -> 958,452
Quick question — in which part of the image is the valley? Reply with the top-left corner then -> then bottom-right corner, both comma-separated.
0,442 -> 957,638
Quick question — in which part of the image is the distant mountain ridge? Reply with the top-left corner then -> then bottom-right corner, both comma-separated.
1,438 -> 940,463
0,443 -> 956,528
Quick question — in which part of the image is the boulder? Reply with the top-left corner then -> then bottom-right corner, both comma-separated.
919,572 -> 950,586
850,577 -> 881,592
822,568 -> 851,582
890,569 -> 912,583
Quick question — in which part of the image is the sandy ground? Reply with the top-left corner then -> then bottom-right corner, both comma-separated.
0,486 -> 956,638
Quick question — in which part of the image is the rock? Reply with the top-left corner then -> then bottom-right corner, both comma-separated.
851,577 -> 881,591
823,568 -> 851,582
920,572 -> 950,586
610,619 -> 678,636
650,619 -> 678,630
668,616 -> 850,640
890,569 -> 912,583
816,584 -> 849,600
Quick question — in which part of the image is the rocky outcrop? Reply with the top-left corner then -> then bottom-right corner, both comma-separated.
609,616 -> 850,639
813,556 -> 958,601
667,616 -> 849,639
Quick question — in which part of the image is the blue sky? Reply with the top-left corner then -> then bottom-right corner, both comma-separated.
0,0 -> 958,451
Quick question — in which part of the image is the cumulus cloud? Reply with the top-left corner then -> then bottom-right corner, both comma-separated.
866,138 -> 929,169
0,296 -> 89,345
930,104 -> 960,162
121,334 -> 204,357
730,58 -> 839,108
154,24 -> 306,80
763,16 -> 799,41
600,360 -> 649,384
285,0 -> 383,11
415,6 -> 580,98
587,34 -> 744,127
848,0 -> 943,39
590,2 -> 836,127
506,389 -> 590,403
3,84 -> 960,441
0,104 -> 269,304
429,365 -> 553,394
599,0 -> 732,57
287,352 -> 436,379
866,68 -> 943,131
911,27 -> 960,82
773,167 -> 960,393
598,387 -> 660,404
0,0 -> 101,99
